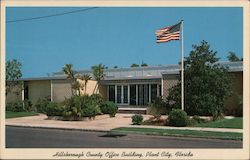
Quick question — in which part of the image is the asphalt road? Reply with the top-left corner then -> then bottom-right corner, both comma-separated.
6,126 -> 242,148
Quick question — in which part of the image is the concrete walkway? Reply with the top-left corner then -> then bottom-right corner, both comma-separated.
5,114 -> 242,133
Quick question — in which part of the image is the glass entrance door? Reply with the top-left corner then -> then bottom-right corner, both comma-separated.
117,85 -> 122,104
123,85 -> 128,104
116,85 -> 129,105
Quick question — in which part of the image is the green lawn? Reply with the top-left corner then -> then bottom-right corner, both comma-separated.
194,118 -> 243,129
6,111 -> 38,119
112,127 -> 242,140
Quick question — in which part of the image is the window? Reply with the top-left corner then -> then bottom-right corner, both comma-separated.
24,85 -> 29,100
130,85 -> 136,105
108,85 -> 115,102
151,84 -> 157,102
117,85 -> 122,103
138,84 -> 149,105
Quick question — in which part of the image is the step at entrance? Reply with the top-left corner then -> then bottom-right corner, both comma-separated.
118,107 -> 147,114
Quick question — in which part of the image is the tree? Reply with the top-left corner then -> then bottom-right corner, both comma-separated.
78,74 -> 92,94
91,64 -> 105,93
130,63 -> 139,67
167,40 -> 232,118
227,52 -> 243,62
141,62 -> 148,67
6,59 -> 23,96
62,64 -> 80,96
113,66 -> 118,68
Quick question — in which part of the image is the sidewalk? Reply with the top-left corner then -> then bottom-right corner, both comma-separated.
125,125 -> 243,133
6,114 -> 242,133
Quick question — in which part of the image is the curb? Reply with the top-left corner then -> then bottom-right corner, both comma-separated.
111,130 -> 243,141
122,125 -> 243,133
6,125 -> 109,133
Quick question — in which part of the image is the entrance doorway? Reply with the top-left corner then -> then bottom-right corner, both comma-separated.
108,84 -> 161,106
116,85 -> 129,105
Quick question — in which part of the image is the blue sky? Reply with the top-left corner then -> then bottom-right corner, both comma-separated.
6,7 -> 243,78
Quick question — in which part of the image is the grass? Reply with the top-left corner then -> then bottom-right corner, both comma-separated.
112,127 -> 242,140
194,118 -> 243,129
6,111 -> 38,119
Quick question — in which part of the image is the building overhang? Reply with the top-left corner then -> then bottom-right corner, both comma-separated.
100,77 -> 161,85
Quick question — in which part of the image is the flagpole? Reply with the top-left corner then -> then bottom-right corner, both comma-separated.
181,20 -> 184,111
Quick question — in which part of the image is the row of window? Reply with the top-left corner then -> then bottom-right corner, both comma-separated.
108,84 -> 162,106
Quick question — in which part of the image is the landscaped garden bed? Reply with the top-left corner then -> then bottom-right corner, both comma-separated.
6,94 -> 118,121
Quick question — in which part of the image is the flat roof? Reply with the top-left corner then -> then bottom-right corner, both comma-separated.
19,61 -> 243,81
161,61 -> 243,75
18,76 -> 66,81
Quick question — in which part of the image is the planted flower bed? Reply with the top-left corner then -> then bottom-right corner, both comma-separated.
35,94 -> 118,121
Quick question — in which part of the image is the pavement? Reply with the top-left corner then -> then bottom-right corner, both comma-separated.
6,126 -> 243,148
5,114 -> 243,133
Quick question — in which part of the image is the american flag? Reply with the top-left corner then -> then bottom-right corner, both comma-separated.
156,22 -> 181,43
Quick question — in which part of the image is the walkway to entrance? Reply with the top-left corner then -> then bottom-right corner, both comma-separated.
118,107 -> 147,114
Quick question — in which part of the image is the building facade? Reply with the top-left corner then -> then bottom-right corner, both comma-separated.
7,61 -> 243,114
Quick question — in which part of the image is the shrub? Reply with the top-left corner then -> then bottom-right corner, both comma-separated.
100,101 -> 118,117
168,109 -> 188,127
187,118 -> 198,126
82,105 -> 98,119
23,100 -> 33,112
6,100 -> 32,112
46,102 -> 63,116
90,94 -> 104,105
6,102 -> 22,112
234,95 -> 243,117
63,96 -> 83,119
62,95 -> 102,120
35,98 -> 50,114
192,115 -> 204,123
148,97 -> 166,119
132,114 -> 143,125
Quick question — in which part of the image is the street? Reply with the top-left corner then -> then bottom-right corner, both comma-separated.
6,126 -> 242,148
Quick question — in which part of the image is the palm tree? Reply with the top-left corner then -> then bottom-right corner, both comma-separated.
80,74 -> 92,94
62,64 -> 77,95
62,64 -> 75,80
91,63 -> 105,93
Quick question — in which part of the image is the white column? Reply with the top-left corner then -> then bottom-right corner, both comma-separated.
115,85 -> 117,103
21,82 -> 25,101
121,85 -> 124,104
128,85 -> 130,105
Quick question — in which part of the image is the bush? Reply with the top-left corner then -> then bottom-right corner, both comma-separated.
35,98 -> 50,114
6,101 -> 23,112
82,105 -> 98,119
63,96 -> 83,120
132,114 -> 143,125
148,97 -> 167,119
192,115 -> 204,123
187,118 -> 198,126
23,100 -> 33,112
46,102 -> 63,116
100,101 -> 118,117
6,100 -> 32,112
234,95 -> 243,117
168,109 -> 188,127
62,95 -> 103,120
90,94 -> 104,105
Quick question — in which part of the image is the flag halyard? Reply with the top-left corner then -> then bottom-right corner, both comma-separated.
156,22 -> 181,43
